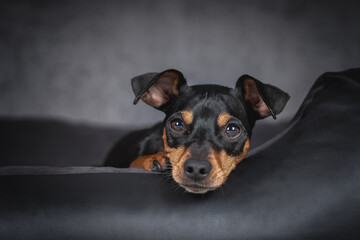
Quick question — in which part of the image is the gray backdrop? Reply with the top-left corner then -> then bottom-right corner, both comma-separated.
1,0 -> 360,128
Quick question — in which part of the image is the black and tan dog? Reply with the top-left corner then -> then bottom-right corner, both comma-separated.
107,69 -> 289,194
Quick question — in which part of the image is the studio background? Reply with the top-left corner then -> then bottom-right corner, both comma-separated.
1,0 -> 359,130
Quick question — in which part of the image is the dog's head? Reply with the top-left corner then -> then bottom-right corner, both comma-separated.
132,69 -> 289,194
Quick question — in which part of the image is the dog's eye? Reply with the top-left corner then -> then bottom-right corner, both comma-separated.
171,119 -> 185,132
225,124 -> 241,138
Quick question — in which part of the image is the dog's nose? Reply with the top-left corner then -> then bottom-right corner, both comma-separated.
184,159 -> 212,180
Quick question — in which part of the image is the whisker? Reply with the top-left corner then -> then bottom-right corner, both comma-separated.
219,185 -> 225,195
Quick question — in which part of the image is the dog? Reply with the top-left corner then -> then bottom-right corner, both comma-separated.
106,69 -> 289,194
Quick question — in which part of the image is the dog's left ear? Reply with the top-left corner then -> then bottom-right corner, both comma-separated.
235,75 -> 290,119
132,69 -> 188,111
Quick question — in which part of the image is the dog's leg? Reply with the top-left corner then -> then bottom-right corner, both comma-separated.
130,152 -> 169,171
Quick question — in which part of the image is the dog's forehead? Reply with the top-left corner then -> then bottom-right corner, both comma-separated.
191,98 -> 229,119
179,85 -> 236,109
169,84 -> 249,125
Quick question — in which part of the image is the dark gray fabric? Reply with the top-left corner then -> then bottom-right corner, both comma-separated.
0,69 -> 359,239
0,117 -> 130,167
0,166 -> 150,175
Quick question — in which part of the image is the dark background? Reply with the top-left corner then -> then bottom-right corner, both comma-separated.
1,0 -> 360,129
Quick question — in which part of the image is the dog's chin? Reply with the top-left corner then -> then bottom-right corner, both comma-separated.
180,184 -> 217,194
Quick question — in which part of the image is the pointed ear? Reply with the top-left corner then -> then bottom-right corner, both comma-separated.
131,69 -> 187,111
235,75 -> 290,119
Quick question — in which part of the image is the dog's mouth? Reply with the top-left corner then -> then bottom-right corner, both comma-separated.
180,183 -> 218,194
172,167 -> 225,194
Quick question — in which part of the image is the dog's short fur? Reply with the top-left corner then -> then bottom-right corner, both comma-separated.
106,69 -> 289,194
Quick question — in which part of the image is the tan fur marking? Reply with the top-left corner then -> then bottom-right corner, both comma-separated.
181,111 -> 193,125
130,152 -> 168,171
208,138 -> 250,187
162,129 -> 191,183
162,130 -> 187,164
217,113 -> 232,128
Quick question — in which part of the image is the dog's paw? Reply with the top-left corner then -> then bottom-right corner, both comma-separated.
152,158 -> 171,172
130,152 -> 170,171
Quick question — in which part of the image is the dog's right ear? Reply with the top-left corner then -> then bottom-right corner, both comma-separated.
235,75 -> 290,119
131,69 -> 187,111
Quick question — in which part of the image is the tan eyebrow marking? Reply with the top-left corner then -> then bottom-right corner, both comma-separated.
217,113 -> 232,127
181,110 -> 194,125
